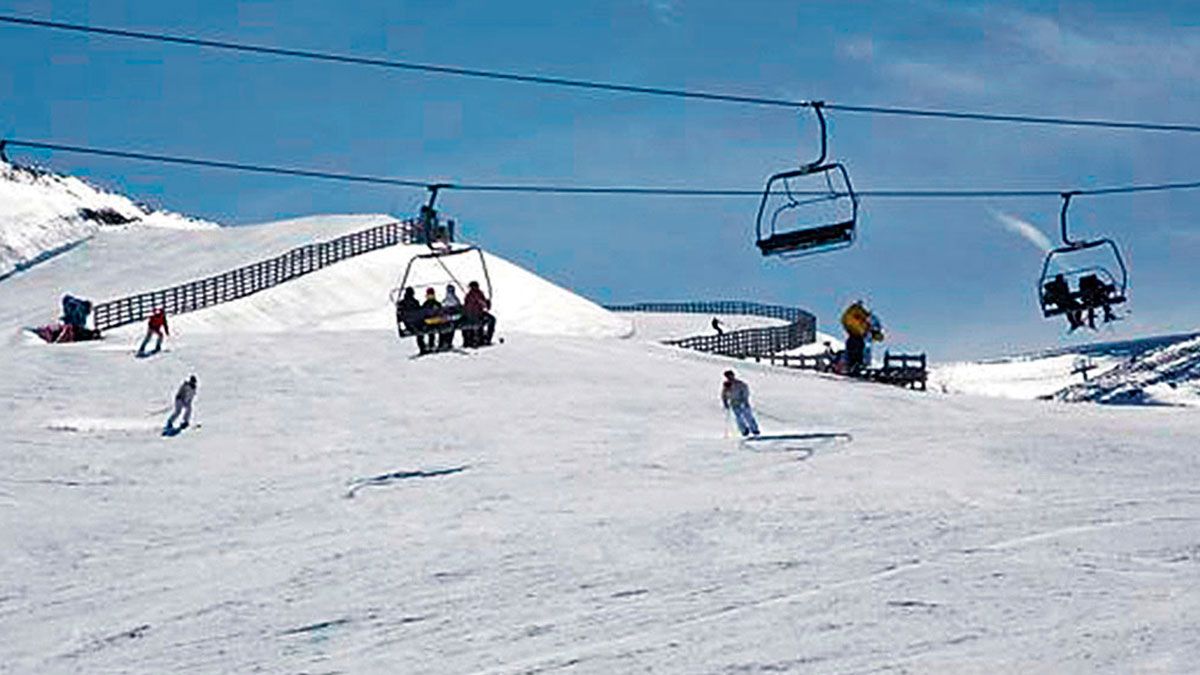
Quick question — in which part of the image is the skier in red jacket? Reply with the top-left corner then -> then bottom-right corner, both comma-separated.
138,308 -> 170,357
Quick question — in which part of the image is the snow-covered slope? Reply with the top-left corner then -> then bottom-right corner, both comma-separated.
0,214 -> 631,342
1055,334 -> 1200,406
618,311 -> 787,342
3,214 -> 1200,673
0,160 -> 216,279
932,333 -> 1200,402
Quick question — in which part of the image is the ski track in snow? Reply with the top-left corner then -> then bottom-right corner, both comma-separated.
1,214 -> 1199,673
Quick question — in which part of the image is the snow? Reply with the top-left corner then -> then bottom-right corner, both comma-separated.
1056,335 -> 1200,407
0,213 -> 631,342
618,311 -> 786,342
3,213 -> 1200,672
932,353 -> 1125,399
0,160 -> 216,279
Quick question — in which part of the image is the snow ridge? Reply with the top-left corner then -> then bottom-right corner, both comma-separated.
1054,334 -> 1200,406
0,159 -> 217,279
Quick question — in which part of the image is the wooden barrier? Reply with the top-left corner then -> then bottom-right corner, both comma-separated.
92,219 -> 418,331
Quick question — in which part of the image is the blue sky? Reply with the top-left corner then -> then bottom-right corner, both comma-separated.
2,0 -> 1198,358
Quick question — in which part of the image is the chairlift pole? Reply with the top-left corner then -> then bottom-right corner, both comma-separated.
803,102 -> 829,172
1060,190 -> 1082,247
420,183 -> 449,245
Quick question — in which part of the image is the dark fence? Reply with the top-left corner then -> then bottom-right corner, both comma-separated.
93,220 -> 416,331
605,300 -> 816,358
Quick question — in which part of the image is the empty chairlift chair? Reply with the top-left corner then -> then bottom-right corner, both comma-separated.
1037,192 -> 1128,325
755,102 -> 860,258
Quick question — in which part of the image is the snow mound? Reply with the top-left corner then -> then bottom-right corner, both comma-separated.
157,241 -> 632,339
1054,334 -> 1200,406
0,159 -> 216,279
0,209 -> 630,340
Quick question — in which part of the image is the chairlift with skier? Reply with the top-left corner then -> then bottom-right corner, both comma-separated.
1037,192 -> 1127,328
390,186 -> 494,341
755,102 -> 860,258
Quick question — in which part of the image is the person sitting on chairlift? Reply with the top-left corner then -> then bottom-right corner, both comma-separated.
395,287 -> 422,337
462,280 -> 496,348
1077,273 -> 1117,328
439,284 -> 463,351
417,288 -> 443,354
1043,274 -> 1085,331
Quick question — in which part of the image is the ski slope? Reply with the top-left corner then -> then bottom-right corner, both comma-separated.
619,311 -> 787,342
3,215 -> 1200,673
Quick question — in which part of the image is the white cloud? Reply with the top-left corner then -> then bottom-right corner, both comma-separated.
886,60 -> 986,95
838,36 -> 875,61
982,7 -> 1200,86
992,210 -> 1053,253
643,0 -> 681,26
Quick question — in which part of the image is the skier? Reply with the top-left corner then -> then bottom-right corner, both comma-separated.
840,300 -> 882,375
417,288 -> 443,354
1077,273 -> 1117,328
138,308 -> 169,357
394,286 -> 422,337
462,280 -> 496,347
821,341 -> 837,372
1043,274 -> 1084,331
711,317 -> 725,335
439,284 -> 463,350
721,370 -> 760,437
164,375 -> 197,434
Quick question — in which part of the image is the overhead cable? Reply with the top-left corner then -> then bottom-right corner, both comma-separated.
7,138 -> 1200,200
3,14 -> 1200,134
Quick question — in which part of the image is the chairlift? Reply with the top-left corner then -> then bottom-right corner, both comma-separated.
390,186 -> 493,340
755,102 -> 859,258
1037,192 -> 1128,324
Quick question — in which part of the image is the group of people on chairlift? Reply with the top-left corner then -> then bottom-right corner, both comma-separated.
395,280 -> 496,354
1043,272 -> 1119,331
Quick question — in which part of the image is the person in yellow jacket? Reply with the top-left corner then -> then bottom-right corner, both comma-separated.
841,301 -> 883,374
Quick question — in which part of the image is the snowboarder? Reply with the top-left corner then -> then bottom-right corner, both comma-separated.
711,317 -> 725,335
721,370 -> 760,437
138,308 -> 169,357
462,280 -> 496,347
164,375 -> 197,434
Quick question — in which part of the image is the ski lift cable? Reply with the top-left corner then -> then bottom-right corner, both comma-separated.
3,14 -> 1200,135
6,138 -> 1200,201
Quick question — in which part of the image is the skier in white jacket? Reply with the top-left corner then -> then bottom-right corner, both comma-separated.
165,375 -> 197,433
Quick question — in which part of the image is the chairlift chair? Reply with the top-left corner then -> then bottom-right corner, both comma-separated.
755,102 -> 860,258
1037,192 -> 1128,321
390,187 -> 493,340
